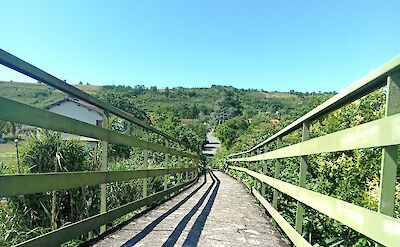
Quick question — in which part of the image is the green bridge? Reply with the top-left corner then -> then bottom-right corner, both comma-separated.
0,49 -> 399,247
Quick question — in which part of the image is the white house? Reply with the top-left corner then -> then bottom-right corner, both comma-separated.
46,98 -> 104,145
46,98 -> 103,126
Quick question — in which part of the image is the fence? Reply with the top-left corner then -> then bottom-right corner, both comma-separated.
0,49 -> 201,246
228,56 -> 400,246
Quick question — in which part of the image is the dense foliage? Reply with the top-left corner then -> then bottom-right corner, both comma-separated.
0,80 -> 334,246
211,89 -> 400,246
0,131 -> 98,246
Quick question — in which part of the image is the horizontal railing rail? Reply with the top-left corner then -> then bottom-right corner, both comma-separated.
229,113 -> 400,162
15,178 -> 197,247
252,189 -> 311,247
0,167 -> 197,197
0,49 -> 202,246
227,56 -> 400,247
0,49 -> 195,151
0,96 -> 197,158
230,166 -> 400,247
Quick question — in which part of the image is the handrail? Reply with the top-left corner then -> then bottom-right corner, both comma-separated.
230,167 -> 400,247
252,189 -> 311,247
229,55 -> 400,157
16,178 -> 197,247
0,96 -> 197,158
229,113 -> 400,162
0,49 -> 194,151
0,50 -> 202,246
227,56 -> 400,247
0,167 -> 197,197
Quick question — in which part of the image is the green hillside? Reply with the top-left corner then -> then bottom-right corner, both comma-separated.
0,80 -> 334,245
0,81 -> 332,125
0,81 -> 101,108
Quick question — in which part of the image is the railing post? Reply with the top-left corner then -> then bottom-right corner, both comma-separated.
189,158 -> 194,180
377,73 -> 400,218
272,137 -> 282,225
261,145 -> 268,197
100,110 -> 109,234
143,133 -> 148,198
164,140 -> 169,190
184,157 -> 189,181
193,158 -> 198,179
177,156 -> 182,184
295,121 -> 310,234
256,149 -> 262,190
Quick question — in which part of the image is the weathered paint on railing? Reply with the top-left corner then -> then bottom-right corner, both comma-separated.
228,57 -> 400,247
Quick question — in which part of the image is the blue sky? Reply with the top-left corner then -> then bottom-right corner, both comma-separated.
1,0 -> 399,92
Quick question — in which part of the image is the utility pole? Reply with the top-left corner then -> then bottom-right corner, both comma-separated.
14,139 -> 20,174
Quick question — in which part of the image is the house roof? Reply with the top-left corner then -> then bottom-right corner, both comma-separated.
46,98 -> 104,115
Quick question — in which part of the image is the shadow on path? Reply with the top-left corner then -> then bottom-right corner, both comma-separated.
162,170 -> 220,247
121,174 -> 208,247
182,171 -> 220,247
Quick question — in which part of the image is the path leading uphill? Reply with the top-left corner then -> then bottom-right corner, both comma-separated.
91,170 -> 287,247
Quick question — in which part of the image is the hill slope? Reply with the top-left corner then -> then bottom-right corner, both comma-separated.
0,81 -> 332,125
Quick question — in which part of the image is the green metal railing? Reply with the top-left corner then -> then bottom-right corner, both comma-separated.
228,56 -> 400,247
0,49 -> 201,246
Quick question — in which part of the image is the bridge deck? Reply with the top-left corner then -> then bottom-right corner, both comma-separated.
91,171 -> 286,247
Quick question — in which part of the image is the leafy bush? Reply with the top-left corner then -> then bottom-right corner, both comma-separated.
212,89 -> 400,246
1,131 -> 99,245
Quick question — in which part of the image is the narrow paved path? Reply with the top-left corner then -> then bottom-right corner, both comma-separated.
91,171 -> 286,247
202,132 -> 221,157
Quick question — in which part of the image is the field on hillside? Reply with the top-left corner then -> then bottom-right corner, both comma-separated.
0,81 -> 332,120
0,81 -> 101,108
0,142 -> 18,174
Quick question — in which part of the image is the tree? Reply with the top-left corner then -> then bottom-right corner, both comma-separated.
150,86 -> 158,92
213,90 -> 243,124
0,120 -> 11,137
4,131 -> 97,244
191,104 -> 200,119
214,116 -> 248,148
133,85 -> 146,95
164,87 -> 170,97
99,91 -> 150,122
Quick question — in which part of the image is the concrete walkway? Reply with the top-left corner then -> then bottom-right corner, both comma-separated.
91,171 -> 286,247
202,132 -> 221,157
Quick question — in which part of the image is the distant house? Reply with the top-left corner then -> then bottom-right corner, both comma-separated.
180,118 -> 199,124
46,98 -> 104,146
46,98 -> 103,126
